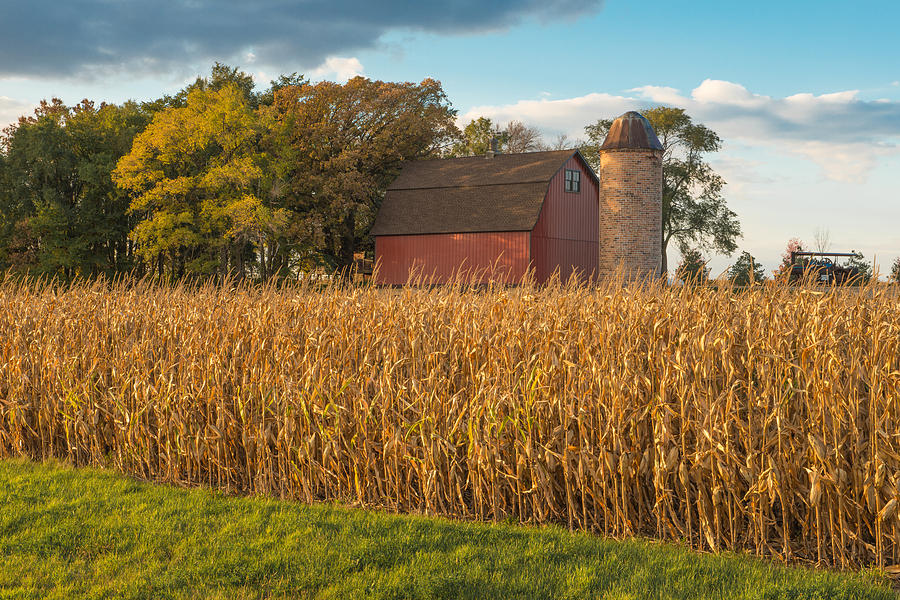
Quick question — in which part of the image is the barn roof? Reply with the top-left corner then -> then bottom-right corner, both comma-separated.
371,150 -> 595,236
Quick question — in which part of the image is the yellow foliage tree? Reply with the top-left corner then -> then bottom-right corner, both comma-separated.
115,84 -> 281,278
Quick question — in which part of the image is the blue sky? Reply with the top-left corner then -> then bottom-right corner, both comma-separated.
2,0 -> 898,274
364,1 -> 900,107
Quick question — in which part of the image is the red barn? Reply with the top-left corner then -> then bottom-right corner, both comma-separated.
370,149 -> 599,285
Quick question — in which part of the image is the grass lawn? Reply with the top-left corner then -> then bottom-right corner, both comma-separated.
0,459 -> 895,600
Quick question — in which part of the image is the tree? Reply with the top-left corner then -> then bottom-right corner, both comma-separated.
813,227 -> 831,253
449,117 -> 505,156
728,251 -> 766,285
115,84 -> 271,279
543,132 -> 578,151
449,117 -> 548,156
265,77 -> 459,271
504,120 -> 543,153
583,107 -> 741,273
257,73 -> 308,107
890,257 -> 900,284
0,98 -> 148,276
846,252 -> 872,284
142,63 -> 261,113
775,237 -> 804,277
674,247 -> 709,284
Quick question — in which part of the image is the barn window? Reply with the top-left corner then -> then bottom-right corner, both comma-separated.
564,169 -> 581,193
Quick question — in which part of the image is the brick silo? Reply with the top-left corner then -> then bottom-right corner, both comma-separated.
598,111 -> 664,280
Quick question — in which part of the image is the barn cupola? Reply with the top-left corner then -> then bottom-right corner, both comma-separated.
598,111 -> 664,280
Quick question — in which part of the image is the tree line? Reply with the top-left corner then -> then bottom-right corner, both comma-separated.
0,64 -> 464,280
0,63 -> 780,282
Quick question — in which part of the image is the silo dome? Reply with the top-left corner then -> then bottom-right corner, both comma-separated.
600,111 -> 663,151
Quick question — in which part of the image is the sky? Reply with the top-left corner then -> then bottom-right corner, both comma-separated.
1,0 -> 899,275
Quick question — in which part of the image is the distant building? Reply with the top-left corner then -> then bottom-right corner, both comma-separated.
370,111 -> 662,284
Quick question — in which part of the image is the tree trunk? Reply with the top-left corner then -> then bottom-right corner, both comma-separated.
661,231 -> 669,275
258,237 -> 267,281
337,210 -> 356,278
236,242 -> 245,280
218,245 -> 228,283
270,246 -> 286,279
175,251 -> 185,280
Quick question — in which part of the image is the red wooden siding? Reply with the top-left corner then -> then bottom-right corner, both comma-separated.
375,232 -> 530,285
530,155 -> 599,283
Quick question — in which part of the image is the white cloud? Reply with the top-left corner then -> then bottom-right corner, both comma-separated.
689,79 -> 771,108
462,92 -> 633,140
634,80 -> 900,183
309,56 -> 365,83
0,95 -> 33,129
464,79 -> 900,183
625,85 -> 682,107
779,140 -> 893,183
709,155 -> 778,189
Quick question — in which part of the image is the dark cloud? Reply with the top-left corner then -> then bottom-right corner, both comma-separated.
0,1 -> 603,78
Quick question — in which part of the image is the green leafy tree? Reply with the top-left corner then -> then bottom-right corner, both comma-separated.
65,100 -> 150,274
890,257 -> 900,284
265,76 -> 459,272
257,73 -> 308,107
583,107 -> 741,273
449,117 -> 545,156
142,63 -> 261,113
0,99 -> 79,275
0,150 -> 6,266
846,252 -> 873,285
728,251 -> 767,285
450,117 -> 505,156
674,247 -> 709,284
115,84 -> 272,279
0,99 -> 148,276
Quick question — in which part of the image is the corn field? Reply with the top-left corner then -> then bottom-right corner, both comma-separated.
0,275 -> 899,568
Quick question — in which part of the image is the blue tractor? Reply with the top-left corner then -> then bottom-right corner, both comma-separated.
788,251 -> 861,285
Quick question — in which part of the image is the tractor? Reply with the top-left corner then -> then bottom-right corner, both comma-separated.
788,251 -> 861,285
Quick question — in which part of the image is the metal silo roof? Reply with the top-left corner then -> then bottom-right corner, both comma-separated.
599,111 -> 663,151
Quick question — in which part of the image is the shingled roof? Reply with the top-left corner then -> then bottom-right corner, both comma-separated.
370,150 -> 595,236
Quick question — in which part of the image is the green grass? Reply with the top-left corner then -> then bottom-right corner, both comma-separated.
0,459 -> 895,600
